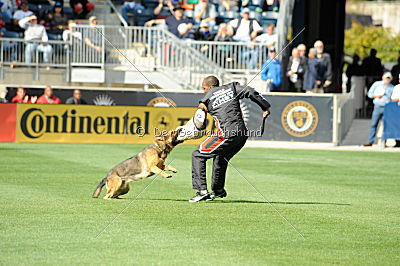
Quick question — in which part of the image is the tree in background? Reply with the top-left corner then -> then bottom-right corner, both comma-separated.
345,22 -> 400,62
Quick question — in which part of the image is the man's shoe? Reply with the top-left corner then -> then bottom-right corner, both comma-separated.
208,189 -> 227,200
188,191 -> 211,203
363,142 -> 373,147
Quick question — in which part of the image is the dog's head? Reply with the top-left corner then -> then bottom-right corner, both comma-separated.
155,130 -> 182,149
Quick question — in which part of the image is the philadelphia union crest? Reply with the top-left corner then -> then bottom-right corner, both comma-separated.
281,100 -> 318,137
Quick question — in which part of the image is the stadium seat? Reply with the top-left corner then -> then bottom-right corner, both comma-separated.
184,10 -> 194,18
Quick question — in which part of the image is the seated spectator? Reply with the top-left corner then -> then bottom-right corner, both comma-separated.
83,16 -> 103,53
363,73 -> 394,146
260,47 -> 281,92
26,0 -> 52,13
194,0 -> 216,28
194,21 -> 215,41
1,0 -> 16,24
0,88 -> 7,103
153,0 -> 174,19
120,0 -> 144,26
62,20 -> 82,42
11,2 -> 33,32
0,17 -> 18,64
287,47 -> 307,92
241,0 -> 251,8
297,43 -> 306,58
392,74 -> 400,105
229,8 -> 262,42
253,23 -> 277,48
65,89 -> 87,104
42,2 -> 68,40
259,0 -> 279,12
37,86 -> 61,104
218,0 -> 240,13
391,57 -> 400,86
214,22 -> 233,42
11,87 -> 37,103
19,15 -> 53,65
70,0 -> 95,19
314,40 -> 332,92
145,7 -> 194,39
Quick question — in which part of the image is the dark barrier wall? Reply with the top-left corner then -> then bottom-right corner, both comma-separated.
5,87 -> 335,143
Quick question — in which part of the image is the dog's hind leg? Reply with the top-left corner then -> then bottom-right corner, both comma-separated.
103,176 -> 122,200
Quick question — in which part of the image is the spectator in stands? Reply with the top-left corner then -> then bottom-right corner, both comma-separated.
391,57 -> 400,86
19,15 -> 53,65
84,16 -> 104,54
214,22 -> 233,41
42,2 -> 68,40
120,0 -> 144,26
346,54 -> 364,93
229,8 -> 262,42
153,0 -> 174,19
12,2 -> 33,32
0,88 -> 7,103
0,17 -> 18,64
392,74 -> 400,104
314,40 -> 332,92
286,47 -> 307,92
303,48 -> 319,93
194,21 -> 214,41
259,0 -> 279,12
65,89 -> 87,104
363,72 -> 394,147
362,48 -> 383,88
1,0 -> 16,24
218,0 -> 240,12
11,87 -> 38,103
145,7 -> 194,39
62,20 -> 81,42
244,23 -> 277,70
70,0 -> 95,19
297,43 -> 306,58
37,86 -> 61,104
260,47 -> 281,92
26,0 -> 52,13
194,0 -> 216,28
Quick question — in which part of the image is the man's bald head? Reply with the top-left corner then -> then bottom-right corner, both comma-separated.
202,76 -> 219,92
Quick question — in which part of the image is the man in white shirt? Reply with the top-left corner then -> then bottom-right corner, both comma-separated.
19,15 -> 52,64
13,2 -> 33,22
392,74 -> 400,105
229,8 -> 262,42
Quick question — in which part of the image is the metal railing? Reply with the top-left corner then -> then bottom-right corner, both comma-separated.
186,40 -> 269,74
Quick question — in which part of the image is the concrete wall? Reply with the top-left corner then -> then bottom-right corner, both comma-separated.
346,1 -> 400,34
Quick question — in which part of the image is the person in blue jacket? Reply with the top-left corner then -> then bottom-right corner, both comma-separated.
260,47 -> 282,92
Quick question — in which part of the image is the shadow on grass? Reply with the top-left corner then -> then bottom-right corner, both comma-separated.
145,198 -> 350,206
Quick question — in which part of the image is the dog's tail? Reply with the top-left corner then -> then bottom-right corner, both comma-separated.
92,177 -> 107,198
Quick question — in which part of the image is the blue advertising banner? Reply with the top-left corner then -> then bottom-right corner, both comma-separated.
383,102 -> 400,140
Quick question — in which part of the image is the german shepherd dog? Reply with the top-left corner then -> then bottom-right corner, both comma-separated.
92,130 -> 181,199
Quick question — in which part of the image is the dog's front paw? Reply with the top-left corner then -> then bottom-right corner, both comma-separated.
171,169 -> 177,173
166,174 -> 173,178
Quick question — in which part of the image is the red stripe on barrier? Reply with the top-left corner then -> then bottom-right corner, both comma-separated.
0,103 -> 17,142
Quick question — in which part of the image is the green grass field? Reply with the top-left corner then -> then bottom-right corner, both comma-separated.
0,143 -> 399,265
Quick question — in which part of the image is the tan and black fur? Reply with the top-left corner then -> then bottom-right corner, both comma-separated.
92,130 -> 180,199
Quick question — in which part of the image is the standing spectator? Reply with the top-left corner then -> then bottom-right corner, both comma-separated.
363,73 -> 394,146
297,43 -> 306,58
303,48 -> 320,93
392,74 -> 400,105
194,0 -> 216,28
218,0 -> 240,12
260,47 -> 281,92
11,87 -> 37,103
362,48 -> 383,88
286,47 -> 307,92
65,89 -> 87,104
229,8 -> 262,42
390,57 -> 400,86
314,40 -> 332,92
70,0 -> 95,19
19,15 -> 53,65
36,86 -> 61,104
145,7 -> 194,39
346,54 -> 364,93
120,0 -> 144,26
